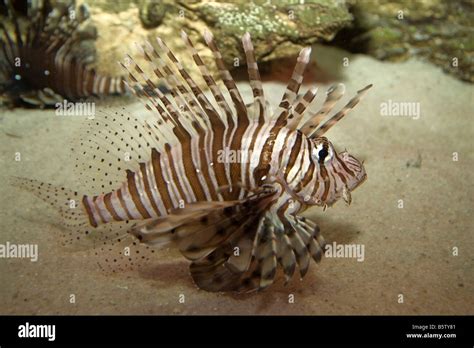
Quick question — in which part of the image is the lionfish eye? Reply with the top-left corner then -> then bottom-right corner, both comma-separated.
318,148 -> 328,162
313,143 -> 333,164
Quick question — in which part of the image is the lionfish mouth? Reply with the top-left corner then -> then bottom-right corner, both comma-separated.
351,171 -> 367,192
340,169 -> 366,206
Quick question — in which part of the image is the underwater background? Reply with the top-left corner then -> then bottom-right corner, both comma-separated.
0,0 -> 472,314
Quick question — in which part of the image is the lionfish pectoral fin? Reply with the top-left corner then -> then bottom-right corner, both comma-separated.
189,215 -> 260,292
186,194 -> 277,292
190,211 -> 327,293
131,190 -> 273,260
287,216 -> 326,279
189,244 -> 243,292
225,236 -> 253,274
129,211 -> 206,249
195,215 -> 278,293
129,200 -> 238,251
277,234 -> 297,284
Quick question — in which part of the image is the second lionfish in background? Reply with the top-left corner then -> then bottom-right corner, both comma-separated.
16,29 -> 372,293
0,0 -> 125,107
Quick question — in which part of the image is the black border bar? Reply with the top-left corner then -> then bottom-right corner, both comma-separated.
0,315 -> 472,345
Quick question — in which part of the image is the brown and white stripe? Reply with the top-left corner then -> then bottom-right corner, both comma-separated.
72,30 -> 371,292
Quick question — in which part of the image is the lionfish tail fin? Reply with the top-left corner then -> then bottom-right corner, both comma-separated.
10,176 -> 94,249
10,176 -> 158,274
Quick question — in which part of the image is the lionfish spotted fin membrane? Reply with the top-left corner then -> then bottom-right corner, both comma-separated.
0,0 -> 126,107
14,30 -> 371,292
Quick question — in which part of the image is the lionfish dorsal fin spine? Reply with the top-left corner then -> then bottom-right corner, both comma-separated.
274,46 -> 312,127
153,38 -> 210,126
286,86 -> 318,130
137,41 -> 211,137
300,83 -> 346,135
310,83 -> 373,138
120,54 -> 192,139
120,62 -> 160,111
156,35 -> 226,130
242,32 -> 266,123
203,29 -> 248,125
180,30 -> 235,129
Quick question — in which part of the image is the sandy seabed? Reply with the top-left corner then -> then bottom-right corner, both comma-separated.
0,45 -> 472,315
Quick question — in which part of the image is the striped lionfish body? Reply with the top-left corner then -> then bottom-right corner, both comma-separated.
17,30 -> 371,292
0,0 -> 125,107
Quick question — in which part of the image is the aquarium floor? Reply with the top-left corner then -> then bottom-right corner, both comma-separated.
0,46 -> 472,314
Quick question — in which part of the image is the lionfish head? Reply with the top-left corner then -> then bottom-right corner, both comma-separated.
310,137 -> 366,206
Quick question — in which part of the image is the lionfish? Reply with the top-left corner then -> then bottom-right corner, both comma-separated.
0,0 -> 124,107
15,30 -> 371,292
